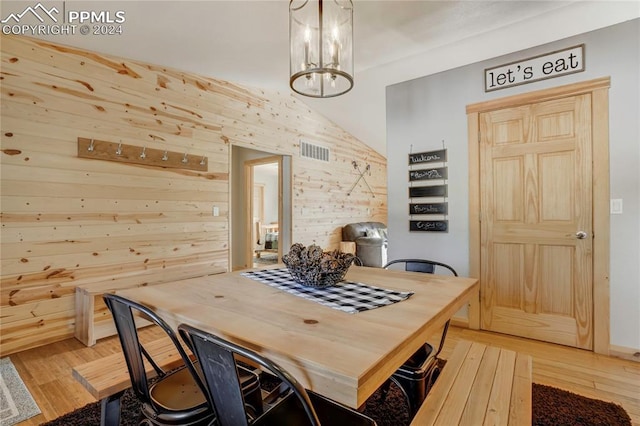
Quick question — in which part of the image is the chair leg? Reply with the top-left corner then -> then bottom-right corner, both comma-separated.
388,376 -> 414,415
424,361 -> 442,395
100,391 -> 123,426
378,379 -> 392,404
391,364 -> 437,418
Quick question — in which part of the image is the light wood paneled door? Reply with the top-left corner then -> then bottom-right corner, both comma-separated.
479,94 -> 593,349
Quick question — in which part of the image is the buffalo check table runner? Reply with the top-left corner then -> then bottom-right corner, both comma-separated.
241,268 -> 414,314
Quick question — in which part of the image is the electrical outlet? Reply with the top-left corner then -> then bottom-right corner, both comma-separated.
213,206 -> 219,217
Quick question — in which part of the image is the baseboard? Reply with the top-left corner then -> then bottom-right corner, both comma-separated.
609,344 -> 640,362
449,318 -> 639,362
450,316 -> 469,329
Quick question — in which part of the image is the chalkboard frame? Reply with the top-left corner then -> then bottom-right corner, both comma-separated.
409,184 -> 448,198
409,202 -> 448,215
409,220 -> 448,232
408,149 -> 447,165
409,167 -> 448,182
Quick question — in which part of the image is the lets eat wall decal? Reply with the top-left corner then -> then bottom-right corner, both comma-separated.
408,147 -> 448,232
484,44 -> 585,92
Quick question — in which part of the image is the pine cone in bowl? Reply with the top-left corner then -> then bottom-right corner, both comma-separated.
282,243 -> 355,288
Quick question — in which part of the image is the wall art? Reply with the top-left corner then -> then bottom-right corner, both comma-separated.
409,220 -> 448,232
409,167 -> 447,182
408,149 -> 447,165
409,202 -> 448,215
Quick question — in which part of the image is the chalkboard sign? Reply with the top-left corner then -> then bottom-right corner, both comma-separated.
409,149 -> 447,165
410,220 -> 448,232
409,185 -> 447,198
409,202 -> 448,215
409,167 -> 447,182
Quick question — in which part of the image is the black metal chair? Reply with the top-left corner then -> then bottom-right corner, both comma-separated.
178,323 -> 377,426
103,294 -> 261,426
381,258 -> 458,418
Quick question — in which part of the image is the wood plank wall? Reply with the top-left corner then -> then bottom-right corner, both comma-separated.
0,35 -> 387,355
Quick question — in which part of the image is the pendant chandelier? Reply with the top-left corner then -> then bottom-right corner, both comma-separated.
289,0 -> 354,98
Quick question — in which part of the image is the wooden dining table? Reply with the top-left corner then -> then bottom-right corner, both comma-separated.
117,264 -> 478,409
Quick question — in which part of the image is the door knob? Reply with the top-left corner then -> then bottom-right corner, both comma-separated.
576,231 -> 588,239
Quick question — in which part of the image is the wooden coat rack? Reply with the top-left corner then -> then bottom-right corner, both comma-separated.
77,137 -> 208,172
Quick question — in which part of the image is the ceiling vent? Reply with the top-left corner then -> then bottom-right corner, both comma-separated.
300,141 -> 330,162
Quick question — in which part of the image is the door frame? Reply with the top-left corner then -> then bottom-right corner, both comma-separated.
466,77 -> 611,354
244,156 -> 283,267
252,182 -> 266,253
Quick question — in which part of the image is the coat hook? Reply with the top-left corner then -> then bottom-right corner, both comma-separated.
182,152 -> 188,163
200,156 -> 206,165
140,147 -> 146,159
116,143 -> 122,155
88,139 -> 95,151
162,151 -> 168,161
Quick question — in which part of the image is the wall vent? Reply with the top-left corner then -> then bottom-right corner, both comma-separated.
300,141 -> 330,162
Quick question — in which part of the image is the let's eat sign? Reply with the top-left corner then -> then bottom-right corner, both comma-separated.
485,44 -> 584,92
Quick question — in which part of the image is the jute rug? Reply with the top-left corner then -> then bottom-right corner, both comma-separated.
42,378 -> 632,426
0,357 -> 41,426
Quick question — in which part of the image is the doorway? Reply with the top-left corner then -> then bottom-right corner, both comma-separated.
230,146 -> 292,271
246,157 -> 281,267
467,78 -> 611,353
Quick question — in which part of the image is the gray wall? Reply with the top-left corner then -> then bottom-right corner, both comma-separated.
386,19 -> 639,349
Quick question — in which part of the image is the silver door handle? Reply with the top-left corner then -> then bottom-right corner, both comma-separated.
576,231 -> 588,239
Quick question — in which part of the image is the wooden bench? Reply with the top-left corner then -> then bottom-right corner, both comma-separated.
74,263 -> 224,346
73,336 -> 185,425
411,340 -> 532,425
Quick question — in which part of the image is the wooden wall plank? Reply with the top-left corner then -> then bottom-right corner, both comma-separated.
0,34 -> 387,355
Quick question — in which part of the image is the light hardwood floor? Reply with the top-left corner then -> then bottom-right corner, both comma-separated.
9,326 -> 640,425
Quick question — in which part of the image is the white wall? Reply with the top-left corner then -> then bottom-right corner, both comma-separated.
307,2 -> 640,156
254,165 -> 279,225
386,20 -> 640,350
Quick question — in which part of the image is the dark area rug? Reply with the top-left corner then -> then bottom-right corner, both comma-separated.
41,381 -> 632,426
532,383 -> 632,426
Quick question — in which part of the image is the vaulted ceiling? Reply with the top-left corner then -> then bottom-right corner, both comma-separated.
16,0 -> 640,156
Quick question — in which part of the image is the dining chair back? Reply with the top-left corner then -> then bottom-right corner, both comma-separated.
381,258 -> 458,417
384,258 -> 457,276
103,293 -> 214,425
178,323 -> 377,426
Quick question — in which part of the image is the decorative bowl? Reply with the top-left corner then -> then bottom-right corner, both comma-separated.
282,243 -> 355,288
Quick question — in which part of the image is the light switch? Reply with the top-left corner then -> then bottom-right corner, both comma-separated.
610,199 -> 623,214
213,206 -> 220,217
